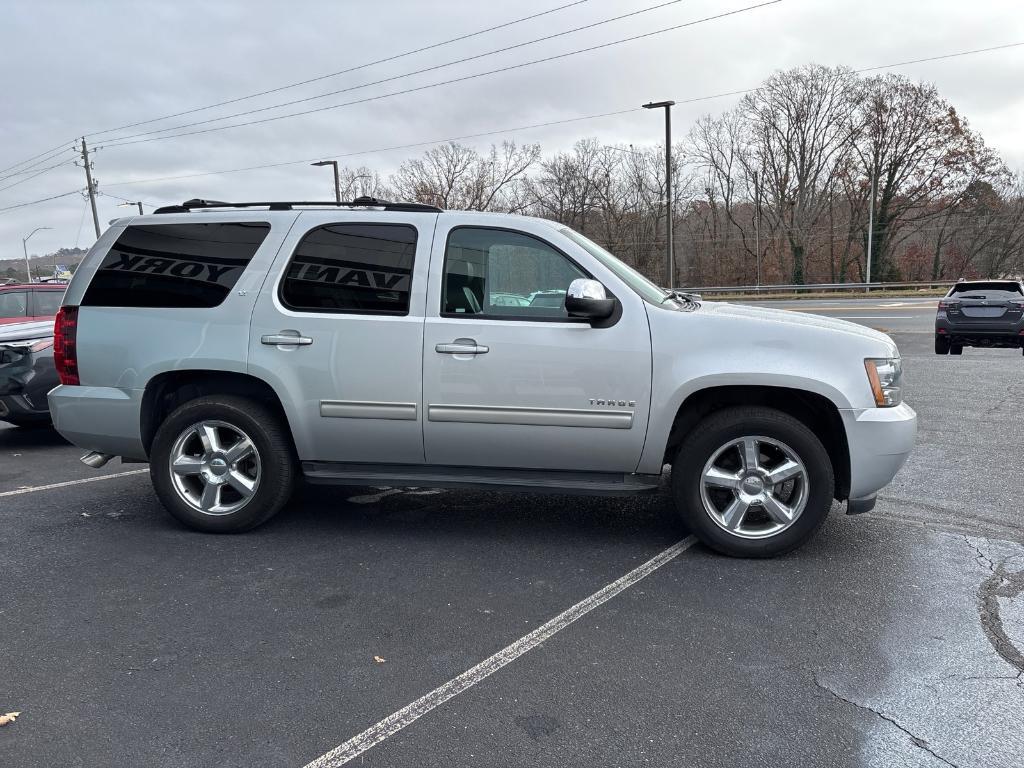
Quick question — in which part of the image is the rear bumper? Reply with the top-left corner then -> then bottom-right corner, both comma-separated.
48,384 -> 146,459
936,318 -> 1024,346
841,402 -> 917,500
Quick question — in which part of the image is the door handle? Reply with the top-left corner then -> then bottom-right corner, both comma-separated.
262,333 -> 313,346
435,340 -> 489,355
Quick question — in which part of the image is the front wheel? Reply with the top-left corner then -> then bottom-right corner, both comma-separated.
150,395 -> 296,532
671,407 -> 834,558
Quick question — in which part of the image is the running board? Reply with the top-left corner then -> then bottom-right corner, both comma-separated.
302,462 -> 662,496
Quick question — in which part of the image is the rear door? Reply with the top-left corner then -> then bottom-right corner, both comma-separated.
248,211 -> 438,464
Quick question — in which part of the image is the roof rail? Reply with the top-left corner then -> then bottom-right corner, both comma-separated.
152,197 -> 443,214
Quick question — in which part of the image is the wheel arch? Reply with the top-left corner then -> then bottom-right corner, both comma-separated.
661,384 -> 851,501
140,369 -> 293,458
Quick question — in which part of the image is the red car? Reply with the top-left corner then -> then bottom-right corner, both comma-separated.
0,283 -> 66,326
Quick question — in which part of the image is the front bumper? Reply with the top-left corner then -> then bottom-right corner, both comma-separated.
0,347 -> 58,422
48,384 -> 147,459
841,402 -> 917,501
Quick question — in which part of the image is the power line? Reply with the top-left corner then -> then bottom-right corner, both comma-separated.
98,0 -> 691,144
85,0 -> 594,139
0,159 -> 76,193
0,146 -> 77,184
0,189 -> 83,215
855,41 -> 1024,73
98,1 -> 781,149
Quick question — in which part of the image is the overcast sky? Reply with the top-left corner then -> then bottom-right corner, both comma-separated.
2,0 -> 1023,258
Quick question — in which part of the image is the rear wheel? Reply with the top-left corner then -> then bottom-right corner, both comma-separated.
934,335 -> 950,355
950,344 -> 963,356
671,407 -> 834,558
150,395 -> 296,532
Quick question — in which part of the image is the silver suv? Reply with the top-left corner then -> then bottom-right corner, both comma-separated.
49,198 -> 917,557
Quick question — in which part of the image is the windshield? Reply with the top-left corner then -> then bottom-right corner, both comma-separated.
558,228 -> 667,305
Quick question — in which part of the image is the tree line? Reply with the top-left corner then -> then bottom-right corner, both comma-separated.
342,65 -> 1023,287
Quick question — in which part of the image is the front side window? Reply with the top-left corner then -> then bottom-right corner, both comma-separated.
0,291 -> 28,319
82,222 -> 270,308
442,227 -> 586,319
280,223 -> 417,315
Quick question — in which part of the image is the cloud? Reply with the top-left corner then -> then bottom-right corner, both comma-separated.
1,0 -> 1022,253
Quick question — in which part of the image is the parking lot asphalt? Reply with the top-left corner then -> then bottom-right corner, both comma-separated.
2,317 -> 1023,767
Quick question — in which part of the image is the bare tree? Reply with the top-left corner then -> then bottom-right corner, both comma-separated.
391,141 -> 539,211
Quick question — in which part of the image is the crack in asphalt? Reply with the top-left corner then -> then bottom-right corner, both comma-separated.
976,561 -> 1024,678
812,673 -> 960,767
870,502 -> 1024,544
963,537 -> 1024,687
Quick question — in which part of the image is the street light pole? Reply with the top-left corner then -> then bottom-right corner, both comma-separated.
643,101 -> 676,290
865,168 -> 876,293
118,201 -> 145,215
753,170 -> 761,290
312,160 -> 341,203
21,226 -> 52,284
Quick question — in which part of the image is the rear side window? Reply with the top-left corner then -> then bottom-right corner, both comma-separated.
82,222 -> 270,308
0,290 -> 28,319
280,223 -> 416,315
33,290 -> 64,316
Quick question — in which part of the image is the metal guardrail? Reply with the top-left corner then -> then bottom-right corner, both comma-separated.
687,280 -> 950,295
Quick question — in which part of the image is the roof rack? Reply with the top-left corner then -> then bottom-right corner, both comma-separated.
152,197 -> 443,214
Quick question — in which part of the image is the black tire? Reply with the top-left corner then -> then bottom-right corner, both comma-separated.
934,336 -> 950,355
670,406 -> 834,558
149,395 -> 296,533
950,344 -> 963,356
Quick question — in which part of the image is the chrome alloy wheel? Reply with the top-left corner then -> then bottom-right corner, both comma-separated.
168,420 -> 261,516
699,435 -> 809,539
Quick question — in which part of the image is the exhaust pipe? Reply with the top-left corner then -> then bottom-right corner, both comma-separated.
81,451 -> 115,469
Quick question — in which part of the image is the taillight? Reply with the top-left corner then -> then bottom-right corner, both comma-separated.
53,306 -> 80,385
938,300 -> 959,311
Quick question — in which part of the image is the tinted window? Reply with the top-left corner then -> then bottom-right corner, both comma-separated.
442,228 -> 586,319
33,290 -> 64,316
280,223 -> 417,314
0,290 -> 28,319
82,222 -> 270,308
950,282 -> 1023,296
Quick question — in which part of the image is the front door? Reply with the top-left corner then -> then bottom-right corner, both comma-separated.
421,221 -> 652,473
249,211 -> 437,464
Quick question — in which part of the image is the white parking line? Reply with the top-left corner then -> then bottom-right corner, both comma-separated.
0,469 -> 148,498
303,535 -> 698,768
835,316 -> 905,320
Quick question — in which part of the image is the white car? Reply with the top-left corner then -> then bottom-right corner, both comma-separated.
48,197 -> 916,557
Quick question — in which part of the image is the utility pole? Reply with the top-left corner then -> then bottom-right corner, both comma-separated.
865,168 -> 876,292
643,101 -> 676,290
79,138 -> 101,238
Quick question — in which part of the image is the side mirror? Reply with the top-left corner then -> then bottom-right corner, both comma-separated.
565,278 -> 616,321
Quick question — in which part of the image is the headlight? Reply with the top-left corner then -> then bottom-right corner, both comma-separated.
864,358 -> 902,407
